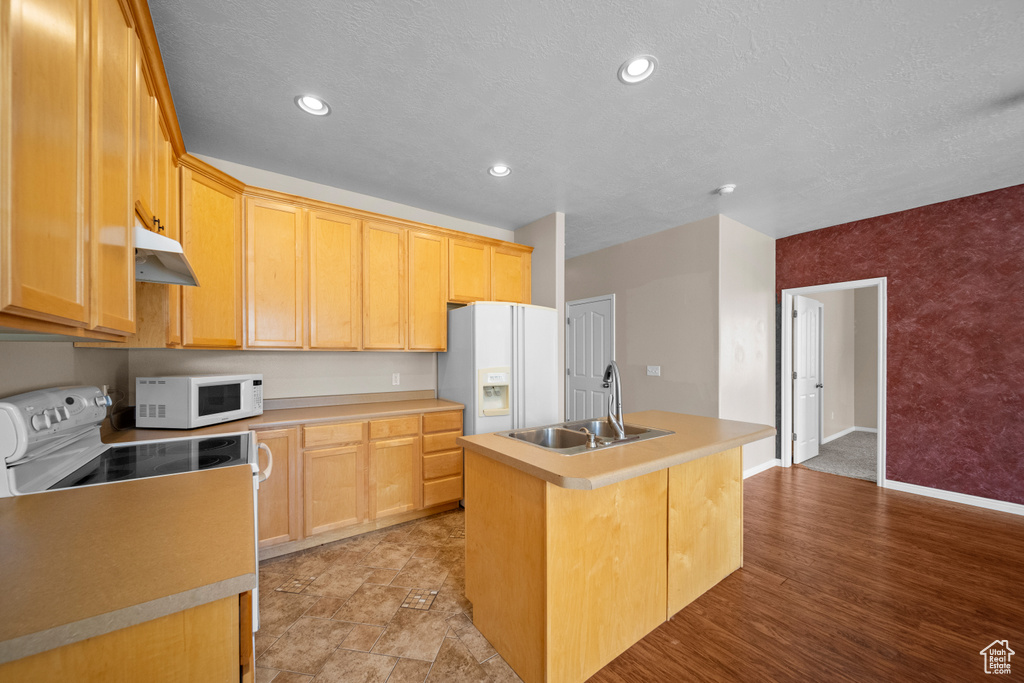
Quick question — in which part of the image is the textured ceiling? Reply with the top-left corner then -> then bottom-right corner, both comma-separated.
150,0 -> 1024,258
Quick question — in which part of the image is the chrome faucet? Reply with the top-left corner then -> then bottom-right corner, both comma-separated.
602,361 -> 626,439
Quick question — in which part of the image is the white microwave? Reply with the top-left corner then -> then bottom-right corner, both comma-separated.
135,374 -> 263,429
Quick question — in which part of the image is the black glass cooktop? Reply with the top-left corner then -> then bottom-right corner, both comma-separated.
50,434 -> 250,490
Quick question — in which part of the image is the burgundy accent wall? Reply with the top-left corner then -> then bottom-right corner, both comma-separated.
777,184 -> 1024,505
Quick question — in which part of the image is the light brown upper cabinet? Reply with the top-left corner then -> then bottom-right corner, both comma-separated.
181,166 -> 243,348
133,46 -> 157,221
1,0 -> 91,328
448,239 -> 490,304
245,198 -> 305,348
156,118 -> 181,345
362,222 -> 407,350
88,0 -> 136,335
408,231 -> 447,351
309,209 -> 361,350
491,244 -> 531,304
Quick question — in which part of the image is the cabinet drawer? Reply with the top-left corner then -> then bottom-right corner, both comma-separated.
423,449 -> 463,480
423,431 -> 460,454
423,475 -> 463,507
423,410 -> 462,434
303,421 -> 367,448
369,416 -> 420,440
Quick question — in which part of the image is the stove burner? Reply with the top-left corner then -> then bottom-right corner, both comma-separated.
198,453 -> 233,468
198,438 -> 237,451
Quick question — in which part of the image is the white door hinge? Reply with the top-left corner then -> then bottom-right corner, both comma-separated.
792,309 -> 797,318
792,432 -> 797,441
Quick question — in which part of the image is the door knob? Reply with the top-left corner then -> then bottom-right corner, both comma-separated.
816,383 -> 823,388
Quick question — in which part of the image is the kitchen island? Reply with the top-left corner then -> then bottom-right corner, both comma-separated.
458,410 -> 775,683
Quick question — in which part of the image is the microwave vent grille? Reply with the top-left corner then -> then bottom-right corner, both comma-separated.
138,404 -> 166,419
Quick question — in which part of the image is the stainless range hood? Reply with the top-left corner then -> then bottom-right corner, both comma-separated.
134,221 -> 199,287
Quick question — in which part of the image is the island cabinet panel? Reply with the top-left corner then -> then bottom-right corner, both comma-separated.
362,222 -> 407,349
408,230 -> 447,351
491,246 -> 531,304
2,0 -> 90,327
304,444 -> 366,536
0,595 -> 240,683
245,198 -> 306,348
448,239 -> 490,303
369,437 -> 420,519
667,446 -> 743,616
88,0 -> 136,336
181,167 -> 243,348
255,427 -> 302,549
309,210 -> 361,349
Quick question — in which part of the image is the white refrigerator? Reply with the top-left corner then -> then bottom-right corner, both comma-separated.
438,302 -> 559,435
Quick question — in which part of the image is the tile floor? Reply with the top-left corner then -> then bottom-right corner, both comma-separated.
256,508 -> 523,683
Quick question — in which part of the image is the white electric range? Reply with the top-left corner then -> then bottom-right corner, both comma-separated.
0,385 -> 271,634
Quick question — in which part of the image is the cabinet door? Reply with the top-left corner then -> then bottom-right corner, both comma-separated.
491,246 -> 531,304
448,239 -> 490,303
87,0 -> 135,335
309,210 -> 361,349
369,437 -> 420,519
408,231 -> 447,351
304,444 -> 366,536
133,47 -> 157,218
245,198 -> 305,348
1,0 -> 90,326
362,221 -> 407,350
256,428 -> 302,548
181,167 -> 243,347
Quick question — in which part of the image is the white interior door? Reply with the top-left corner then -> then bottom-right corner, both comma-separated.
793,295 -> 823,464
565,295 -> 614,421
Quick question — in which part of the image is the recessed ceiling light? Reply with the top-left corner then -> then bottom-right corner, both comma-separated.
295,95 -> 330,116
617,55 -> 657,84
715,184 -> 737,195
488,165 -> 511,177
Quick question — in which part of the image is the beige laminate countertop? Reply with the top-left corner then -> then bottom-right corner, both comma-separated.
458,410 -> 776,490
106,398 -> 465,443
0,465 -> 256,665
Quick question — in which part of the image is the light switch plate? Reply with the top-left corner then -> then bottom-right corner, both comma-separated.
646,366 -> 661,376
392,373 -> 400,385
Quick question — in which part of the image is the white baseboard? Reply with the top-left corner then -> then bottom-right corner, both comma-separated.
744,459 -> 780,479
822,425 -> 878,444
883,480 -> 1024,517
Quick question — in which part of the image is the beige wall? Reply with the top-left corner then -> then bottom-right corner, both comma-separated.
854,287 -> 879,428
718,216 -> 776,470
516,212 -> 566,419
127,349 -> 435,402
806,289 -> 856,439
565,215 -> 721,418
194,154 -> 514,242
0,343 -> 129,399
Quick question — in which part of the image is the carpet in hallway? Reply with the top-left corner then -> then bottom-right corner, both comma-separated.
801,430 -> 877,481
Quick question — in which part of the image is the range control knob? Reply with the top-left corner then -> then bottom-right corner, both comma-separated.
57,406 -> 71,421
46,408 -> 63,423
31,413 -> 52,431
94,395 -> 112,407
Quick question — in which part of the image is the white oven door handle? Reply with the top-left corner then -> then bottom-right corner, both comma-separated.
257,442 -> 273,483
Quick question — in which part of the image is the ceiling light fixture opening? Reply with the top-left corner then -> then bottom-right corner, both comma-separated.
295,95 -> 330,116
488,165 -> 511,177
715,184 -> 737,195
617,55 -> 657,84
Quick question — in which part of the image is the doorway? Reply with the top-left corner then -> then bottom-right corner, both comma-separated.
781,278 -> 887,486
565,294 -> 615,421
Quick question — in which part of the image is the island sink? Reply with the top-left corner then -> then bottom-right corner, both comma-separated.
498,419 -> 674,455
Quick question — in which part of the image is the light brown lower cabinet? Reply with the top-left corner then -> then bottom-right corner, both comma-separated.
255,427 -> 301,549
304,444 -> 366,536
369,436 -> 420,519
256,410 -> 463,554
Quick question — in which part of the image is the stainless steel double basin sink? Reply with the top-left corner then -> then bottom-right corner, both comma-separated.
496,419 -> 674,456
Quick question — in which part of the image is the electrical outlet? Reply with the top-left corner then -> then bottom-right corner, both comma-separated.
646,366 -> 661,377
392,373 -> 400,386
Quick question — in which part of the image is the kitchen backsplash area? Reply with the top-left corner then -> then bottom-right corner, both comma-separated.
126,349 -> 436,403
0,342 -> 437,404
